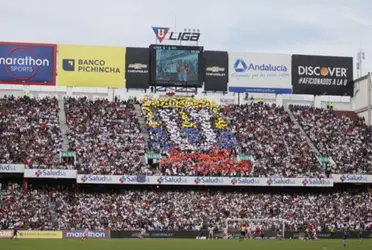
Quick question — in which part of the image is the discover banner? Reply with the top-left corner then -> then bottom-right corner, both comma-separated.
0,42 -> 56,86
292,55 -> 354,96
63,230 -> 109,239
204,51 -> 228,92
18,230 -> 62,239
57,45 -> 125,88
332,174 -> 372,183
24,169 -> 77,179
77,175 -> 333,187
228,52 -> 292,94
0,164 -> 25,173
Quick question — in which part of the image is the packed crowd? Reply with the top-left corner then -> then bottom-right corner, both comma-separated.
65,97 -> 150,175
0,96 -> 62,167
227,102 -> 323,177
291,106 -> 372,174
1,183 -> 371,232
143,97 -> 252,176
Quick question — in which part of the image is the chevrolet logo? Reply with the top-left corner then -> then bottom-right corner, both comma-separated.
128,63 -> 147,69
206,66 -> 224,72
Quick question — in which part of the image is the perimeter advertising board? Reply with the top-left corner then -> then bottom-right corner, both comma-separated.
0,42 -> 56,85
228,52 -> 292,94
57,45 -> 125,88
76,175 -> 333,187
24,169 -> 77,179
292,55 -> 353,96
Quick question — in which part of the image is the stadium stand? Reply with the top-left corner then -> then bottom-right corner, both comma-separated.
0,183 -> 371,231
64,97 -> 151,175
291,105 -> 372,174
227,102 -> 323,177
143,96 -> 253,176
0,96 -> 62,168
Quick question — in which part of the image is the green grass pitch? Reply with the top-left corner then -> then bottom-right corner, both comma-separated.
1,239 -> 371,250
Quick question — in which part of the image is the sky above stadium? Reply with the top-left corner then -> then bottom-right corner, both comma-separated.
2,0 -> 372,76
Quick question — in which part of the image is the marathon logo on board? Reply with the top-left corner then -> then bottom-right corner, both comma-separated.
0,42 -> 56,85
292,55 -> 354,96
63,231 -> 109,239
127,63 -> 148,74
333,174 -> 372,183
24,169 -> 77,179
0,164 -> 25,173
152,27 -> 200,43
62,59 -> 120,74
157,176 -> 188,185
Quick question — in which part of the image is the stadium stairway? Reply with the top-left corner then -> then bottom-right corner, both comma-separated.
48,199 -> 59,228
58,99 -> 70,151
285,106 -> 321,156
134,104 -> 150,150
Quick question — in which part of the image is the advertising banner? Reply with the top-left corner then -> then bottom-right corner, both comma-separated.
18,230 -> 62,239
204,51 -> 228,92
77,175 -> 152,184
228,52 -> 292,94
0,230 -> 12,239
0,164 -> 25,173
77,175 -> 333,187
63,230 -> 109,239
0,42 -> 56,85
125,47 -> 149,89
57,45 -> 125,88
24,169 -> 77,179
333,174 -> 372,183
292,55 -> 354,96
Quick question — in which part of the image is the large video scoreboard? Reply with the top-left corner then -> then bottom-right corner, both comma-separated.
150,45 -> 204,87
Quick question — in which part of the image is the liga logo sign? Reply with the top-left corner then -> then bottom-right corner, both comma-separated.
58,45 -> 125,88
0,42 -> 56,85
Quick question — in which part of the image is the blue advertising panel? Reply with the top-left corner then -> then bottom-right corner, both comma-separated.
0,42 -> 56,85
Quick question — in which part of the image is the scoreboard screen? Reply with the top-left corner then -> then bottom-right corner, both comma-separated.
150,45 -> 203,87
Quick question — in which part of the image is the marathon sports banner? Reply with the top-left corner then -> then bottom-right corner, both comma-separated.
76,175 -> 334,187
332,174 -> 372,183
228,52 -> 292,94
24,169 -> 77,179
125,47 -> 150,89
0,230 -> 12,239
204,51 -> 228,92
57,45 -> 126,88
0,164 -> 25,173
292,55 -> 354,96
63,230 -> 109,239
0,42 -> 56,86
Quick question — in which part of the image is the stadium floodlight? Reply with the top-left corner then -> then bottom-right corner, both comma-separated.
225,218 -> 289,239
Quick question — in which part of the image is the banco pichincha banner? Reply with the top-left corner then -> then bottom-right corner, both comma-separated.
57,45 -> 125,88
292,55 -> 354,96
